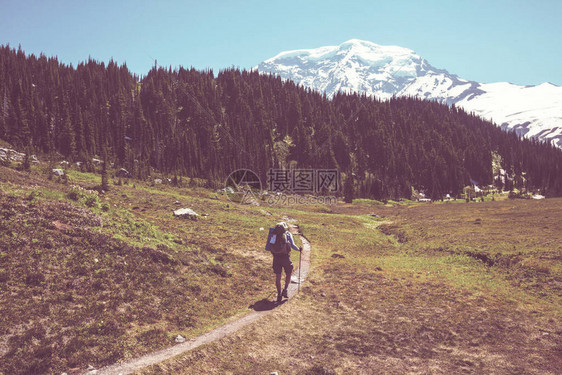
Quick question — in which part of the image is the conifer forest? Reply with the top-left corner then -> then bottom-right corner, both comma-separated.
1,45 -> 561,199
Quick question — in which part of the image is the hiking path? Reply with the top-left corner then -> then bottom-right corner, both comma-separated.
96,225 -> 310,375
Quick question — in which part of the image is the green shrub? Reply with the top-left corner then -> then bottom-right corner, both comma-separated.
27,190 -> 41,202
68,189 -> 82,201
85,195 -> 100,208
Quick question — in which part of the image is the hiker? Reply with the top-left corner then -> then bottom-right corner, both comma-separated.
266,222 -> 302,302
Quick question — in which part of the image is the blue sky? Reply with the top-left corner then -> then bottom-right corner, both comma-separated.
1,0 -> 561,85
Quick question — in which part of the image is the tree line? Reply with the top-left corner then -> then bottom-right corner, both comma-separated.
1,44 -> 561,199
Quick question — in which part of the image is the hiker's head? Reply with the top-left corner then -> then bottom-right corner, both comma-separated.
276,222 -> 288,232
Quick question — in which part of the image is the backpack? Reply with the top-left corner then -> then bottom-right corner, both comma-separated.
266,224 -> 290,255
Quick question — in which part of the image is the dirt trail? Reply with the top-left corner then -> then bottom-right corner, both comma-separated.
96,225 -> 310,375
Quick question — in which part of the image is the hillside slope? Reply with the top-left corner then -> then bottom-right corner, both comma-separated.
0,165 -> 281,374
1,162 -> 561,374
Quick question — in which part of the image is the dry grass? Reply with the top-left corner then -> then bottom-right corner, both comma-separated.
140,199 -> 562,375
1,164 -> 561,374
0,166 -> 284,374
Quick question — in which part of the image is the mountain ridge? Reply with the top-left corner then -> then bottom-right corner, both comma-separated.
257,39 -> 562,148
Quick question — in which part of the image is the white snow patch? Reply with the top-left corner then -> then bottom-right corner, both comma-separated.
258,39 -> 562,148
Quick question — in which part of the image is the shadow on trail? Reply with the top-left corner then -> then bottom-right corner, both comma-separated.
96,226 -> 310,375
249,298 -> 285,311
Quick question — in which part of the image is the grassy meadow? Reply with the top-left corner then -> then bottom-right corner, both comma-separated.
0,164 -> 561,374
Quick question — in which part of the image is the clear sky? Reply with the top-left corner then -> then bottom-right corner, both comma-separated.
1,0 -> 561,85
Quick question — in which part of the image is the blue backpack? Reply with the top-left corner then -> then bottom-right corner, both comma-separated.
265,225 -> 290,255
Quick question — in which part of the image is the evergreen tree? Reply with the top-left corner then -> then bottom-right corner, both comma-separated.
21,144 -> 31,172
344,173 -> 354,203
101,146 -> 109,191
59,108 -> 76,158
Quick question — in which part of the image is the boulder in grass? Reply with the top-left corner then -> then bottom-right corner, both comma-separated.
116,168 -> 130,177
52,168 -> 65,176
173,208 -> 199,220
10,151 -> 24,162
0,147 -> 25,162
175,335 -> 186,343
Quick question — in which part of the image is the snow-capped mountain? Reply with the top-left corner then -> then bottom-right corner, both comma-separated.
257,39 -> 562,148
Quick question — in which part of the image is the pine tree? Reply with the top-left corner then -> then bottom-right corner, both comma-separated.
59,108 -> 76,158
101,146 -> 109,191
0,90 -> 7,139
21,144 -> 31,172
344,173 -> 354,203
0,116 -> 4,140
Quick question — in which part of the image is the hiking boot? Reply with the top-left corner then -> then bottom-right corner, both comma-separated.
282,288 -> 288,298
277,293 -> 283,302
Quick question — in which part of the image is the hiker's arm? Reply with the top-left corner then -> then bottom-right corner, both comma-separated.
287,233 -> 301,251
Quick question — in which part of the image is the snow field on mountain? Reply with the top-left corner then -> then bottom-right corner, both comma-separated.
258,39 -> 562,148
